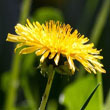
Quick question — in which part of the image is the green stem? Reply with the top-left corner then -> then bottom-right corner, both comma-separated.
5,54 -> 21,110
97,73 -> 103,110
19,0 -> 31,24
39,67 -> 55,110
4,0 -> 31,110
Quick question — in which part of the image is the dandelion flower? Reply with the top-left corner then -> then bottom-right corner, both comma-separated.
6,19 -> 106,74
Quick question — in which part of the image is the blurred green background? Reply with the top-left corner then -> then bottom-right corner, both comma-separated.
0,0 -> 110,110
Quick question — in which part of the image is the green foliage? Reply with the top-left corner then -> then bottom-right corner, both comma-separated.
47,99 -> 58,110
16,106 -> 33,110
21,54 -> 36,76
1,72 -> 11,91
104,91 -> 110,110
80,84 -> 100,110
1,0 -> 109,109
32,7 -> 64,23
60,75 -> 102,110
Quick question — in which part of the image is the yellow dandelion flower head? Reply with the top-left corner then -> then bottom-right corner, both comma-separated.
6,19 -> 106,74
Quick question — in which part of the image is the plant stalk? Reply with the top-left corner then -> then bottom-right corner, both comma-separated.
39,69 -> 55,110
97,73 -> 103,110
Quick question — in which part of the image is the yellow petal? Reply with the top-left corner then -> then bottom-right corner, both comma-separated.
89,59 -> 103,67
93,55 -> 103,59
7,33 -> 26,43
90,49 -> 102,54
6,33 -> 19,42
14,43 -> 24,53
74,55 -> 94,73
95,65 -> 106,73
82,37 -> 89,44
71,29 -> 78,37
35,48 -> 47,56
15,24 -> 27,35
36,21 -> 42,29
27,19 -> 34,29
40,50 -> 50,63
19,46 -> 38,54
67,56 -> 75,73
49,52 -> 56,59
54,53 -> 60,65
89,66 -> 96,74
85,67 -> 91,73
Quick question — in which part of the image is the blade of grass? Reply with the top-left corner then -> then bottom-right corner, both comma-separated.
4,0 -> 31,110
80,84 -> 100,110
90,0 -> 110,45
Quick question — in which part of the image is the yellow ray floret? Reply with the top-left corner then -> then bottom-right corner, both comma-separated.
6,19 -> 106,74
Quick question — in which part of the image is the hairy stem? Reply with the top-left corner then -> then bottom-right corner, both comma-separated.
39,67 -> 55,110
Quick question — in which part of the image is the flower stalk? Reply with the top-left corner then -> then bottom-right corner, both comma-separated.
39,65 -> 55,110
97,73 -> 103,110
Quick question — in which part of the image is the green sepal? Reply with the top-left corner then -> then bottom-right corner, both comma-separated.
38,61 -> 54,77
39,61 -> 74,77
55,65 -> 72,76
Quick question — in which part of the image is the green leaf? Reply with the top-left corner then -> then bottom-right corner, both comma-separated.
60,75 -> 101,110
16,106 -> 31,110
104,91 -> 110,110
47,99 -> 58,110
32,7 -> 64,23
80,84 -> 100,110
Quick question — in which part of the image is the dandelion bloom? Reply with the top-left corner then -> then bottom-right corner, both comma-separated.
6,19 -> 106,74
